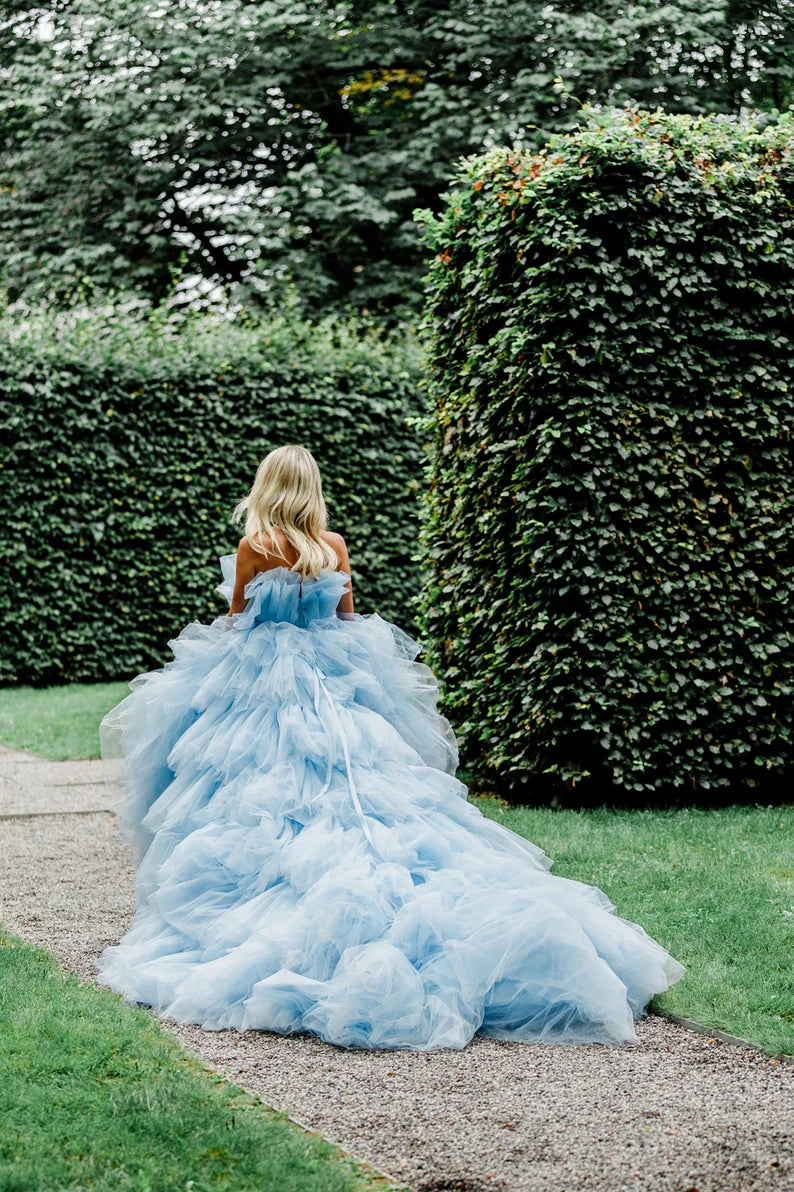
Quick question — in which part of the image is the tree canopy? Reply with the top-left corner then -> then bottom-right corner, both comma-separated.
1,1 -> 792,317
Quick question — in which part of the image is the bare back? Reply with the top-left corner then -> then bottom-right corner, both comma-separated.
229,528 -> 353,616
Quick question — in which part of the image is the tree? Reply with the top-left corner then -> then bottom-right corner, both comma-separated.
1,1 -> 791,318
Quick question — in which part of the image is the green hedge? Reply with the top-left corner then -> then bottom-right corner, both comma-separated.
1,309 -> 425,684
416,106 -> 794,802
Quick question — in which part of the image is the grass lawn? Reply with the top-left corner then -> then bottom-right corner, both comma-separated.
1,683 -> 792,1057
0,930 -> 395,1192
476,798 -> 794,1058
0,682 -> 128,759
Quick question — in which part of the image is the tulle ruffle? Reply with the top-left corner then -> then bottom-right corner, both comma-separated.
96,559 -> 685,1049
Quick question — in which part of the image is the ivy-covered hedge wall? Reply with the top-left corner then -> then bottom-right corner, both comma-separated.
1,309 -> 424,684
416,107 -> 794,802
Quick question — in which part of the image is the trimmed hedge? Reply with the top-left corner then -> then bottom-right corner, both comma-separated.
416,106 -> 794,801
1,309 -> 425,684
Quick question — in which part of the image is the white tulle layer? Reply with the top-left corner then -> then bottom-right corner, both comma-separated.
96,560 -> 685,1050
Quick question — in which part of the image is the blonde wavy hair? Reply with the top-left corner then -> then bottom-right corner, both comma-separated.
232,444 -> 339,579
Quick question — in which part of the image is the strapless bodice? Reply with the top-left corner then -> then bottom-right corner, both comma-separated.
216,553 -> 351,627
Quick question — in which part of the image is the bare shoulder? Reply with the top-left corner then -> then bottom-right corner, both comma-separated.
238,534 -> 270,561
237,533 -> 282,571
321,530 -> 350,571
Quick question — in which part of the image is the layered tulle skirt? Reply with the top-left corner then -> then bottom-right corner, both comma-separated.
96,561 -> 685,1049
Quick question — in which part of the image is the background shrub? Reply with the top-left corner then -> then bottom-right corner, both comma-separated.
416,106 -> 794,803
1,308 -> 424,684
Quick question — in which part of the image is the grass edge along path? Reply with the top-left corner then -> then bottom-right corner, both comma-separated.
478,798 -> 794,1060
0,929 -> 403,1192
0,681 -> 129,760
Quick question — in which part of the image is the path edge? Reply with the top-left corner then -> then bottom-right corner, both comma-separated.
650,1006 -> 794,1066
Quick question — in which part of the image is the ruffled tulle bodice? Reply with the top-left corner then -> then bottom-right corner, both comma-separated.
218,558 -> 351,628
96,554 -> 685,1050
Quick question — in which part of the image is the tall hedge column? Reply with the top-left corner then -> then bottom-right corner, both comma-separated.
416,107 -> 794,802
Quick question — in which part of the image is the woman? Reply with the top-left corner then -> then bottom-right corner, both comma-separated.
96,443 -> 685,1050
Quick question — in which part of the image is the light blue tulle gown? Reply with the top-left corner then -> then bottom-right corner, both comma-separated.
96,556 -> 685,1050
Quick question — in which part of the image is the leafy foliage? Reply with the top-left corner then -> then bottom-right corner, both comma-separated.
0,1 -> 791,317
416,106 -> 794,802
0,308 -> 424,684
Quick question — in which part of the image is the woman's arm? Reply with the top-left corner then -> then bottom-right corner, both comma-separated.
330,533 -> 354,615
229,537 -> 260,616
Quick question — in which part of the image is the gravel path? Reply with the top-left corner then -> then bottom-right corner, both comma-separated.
1,743 -> 791,1192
